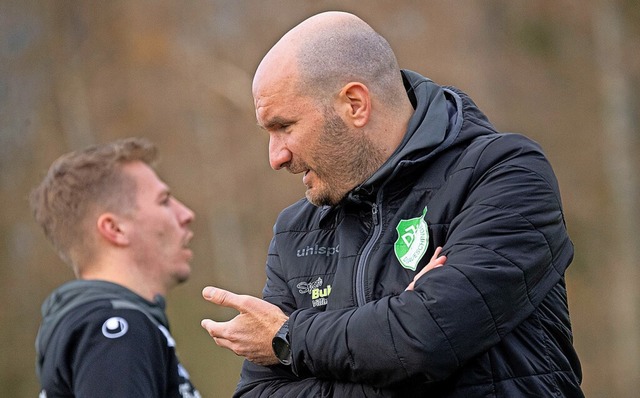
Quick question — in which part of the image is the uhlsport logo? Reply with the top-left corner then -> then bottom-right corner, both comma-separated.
394,207 -> 429,271
101,317 -> 128,339
296,244 -> 339,257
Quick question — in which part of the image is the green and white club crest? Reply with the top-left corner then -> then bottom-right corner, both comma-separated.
394,207 -> 429,271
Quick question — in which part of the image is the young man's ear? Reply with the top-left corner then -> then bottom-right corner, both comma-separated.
96,213 -> 129,246
337,82 -> 371,128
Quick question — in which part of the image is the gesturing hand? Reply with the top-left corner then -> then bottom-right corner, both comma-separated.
405,246 -> 447,291
200,286 -> 289,366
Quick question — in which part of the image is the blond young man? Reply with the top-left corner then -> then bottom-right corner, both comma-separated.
31,137 -> 200,398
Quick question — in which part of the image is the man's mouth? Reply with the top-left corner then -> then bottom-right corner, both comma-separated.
302,170 -> 312,186
182,232 -> 194,248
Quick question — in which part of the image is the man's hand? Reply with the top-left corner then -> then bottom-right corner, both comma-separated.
406,246 -> 446,291
200,247 -> 444,363
200,286 -> 288,366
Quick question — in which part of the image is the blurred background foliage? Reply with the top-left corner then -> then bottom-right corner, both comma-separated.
1,0 -> 639,396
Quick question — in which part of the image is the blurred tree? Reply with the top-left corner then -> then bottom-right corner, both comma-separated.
593,1 -> 640,396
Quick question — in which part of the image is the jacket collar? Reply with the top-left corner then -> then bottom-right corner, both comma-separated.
345,70 -> 456,204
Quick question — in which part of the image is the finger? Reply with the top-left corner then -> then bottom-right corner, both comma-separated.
201,318 -> 224,338
202,286 -> 220,300
202,286 -> 243,311
213,336 -> 230,349
201,319 -> 236,352
405,251 -> 446,291
201,318 -> 214,329
416,255 -> 444,278
412,267 -> 428,284
431,246 -> 442,261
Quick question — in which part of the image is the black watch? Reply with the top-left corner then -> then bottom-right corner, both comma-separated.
272,320 -> 292,365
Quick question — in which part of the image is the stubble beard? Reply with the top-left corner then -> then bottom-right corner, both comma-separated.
304,109 -> 386,207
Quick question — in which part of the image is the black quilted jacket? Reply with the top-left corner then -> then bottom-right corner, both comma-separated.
235,70 -> 584,397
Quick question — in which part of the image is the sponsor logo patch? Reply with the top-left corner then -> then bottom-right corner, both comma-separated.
297,277 -> 332,307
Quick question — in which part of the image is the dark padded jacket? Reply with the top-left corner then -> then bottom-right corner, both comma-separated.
234,70 -> 583,397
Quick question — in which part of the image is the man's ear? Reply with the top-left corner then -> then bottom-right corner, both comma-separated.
337,82 -> 370,128
96,213 -> 129,246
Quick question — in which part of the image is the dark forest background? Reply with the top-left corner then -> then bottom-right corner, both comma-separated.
2,1 -> 639,396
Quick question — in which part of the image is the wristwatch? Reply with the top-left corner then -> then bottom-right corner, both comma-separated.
272,320 -> 292,365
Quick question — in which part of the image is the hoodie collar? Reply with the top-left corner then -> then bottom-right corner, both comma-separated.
36,279 -> 169,378
345,70 -> 456,204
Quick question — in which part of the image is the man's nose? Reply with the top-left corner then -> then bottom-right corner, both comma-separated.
269,135 -> 292,170
175,199 -> 195,225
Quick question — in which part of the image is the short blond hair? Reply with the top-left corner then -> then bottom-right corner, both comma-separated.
30,137 -> 157,267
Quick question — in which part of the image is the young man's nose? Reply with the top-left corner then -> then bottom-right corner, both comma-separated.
174,199 -> 195,225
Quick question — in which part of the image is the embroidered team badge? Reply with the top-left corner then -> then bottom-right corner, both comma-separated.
394,207 -> 429,271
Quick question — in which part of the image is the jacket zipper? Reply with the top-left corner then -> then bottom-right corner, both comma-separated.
355,201 -> 382,306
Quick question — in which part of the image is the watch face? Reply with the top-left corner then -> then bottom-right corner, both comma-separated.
272,321 -> 292,365
273,336 -> 292,365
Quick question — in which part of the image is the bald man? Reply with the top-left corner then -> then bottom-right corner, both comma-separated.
201,11 -> 584,397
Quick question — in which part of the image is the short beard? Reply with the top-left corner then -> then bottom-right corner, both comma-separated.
307,108 -> 386,206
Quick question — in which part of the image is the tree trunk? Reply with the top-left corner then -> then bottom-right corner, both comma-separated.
592,2 -> 640,396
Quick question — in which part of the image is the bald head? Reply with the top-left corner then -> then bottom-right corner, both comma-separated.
253,11 -> 406,108
253,12 -> 415,205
